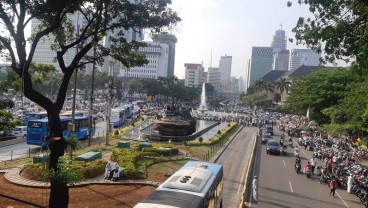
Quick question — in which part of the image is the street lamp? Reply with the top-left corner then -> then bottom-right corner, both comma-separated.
88,46 -> 97,146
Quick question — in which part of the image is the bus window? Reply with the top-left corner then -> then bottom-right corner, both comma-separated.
28,121 -> 43,128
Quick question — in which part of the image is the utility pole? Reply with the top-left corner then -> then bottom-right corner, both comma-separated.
105,56 -> 115,146
88,46 -> 97,146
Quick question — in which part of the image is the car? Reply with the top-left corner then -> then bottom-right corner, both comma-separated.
266,139 -> 281,155
265,126 -> 274,135
261,134 -> 272,145
11,126 -> 27,138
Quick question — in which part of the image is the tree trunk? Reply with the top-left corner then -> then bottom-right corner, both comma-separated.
47,110 -> 68,208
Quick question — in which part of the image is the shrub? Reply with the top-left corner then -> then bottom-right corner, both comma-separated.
198,137 -> 203,143
131,123 -> 135,127
217,130 -> 221,135
114,130 -> 120,135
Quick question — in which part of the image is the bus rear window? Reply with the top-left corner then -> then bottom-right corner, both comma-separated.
28,121 -> 43,128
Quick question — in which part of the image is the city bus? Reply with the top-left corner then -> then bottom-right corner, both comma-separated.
134,161 -> 224,208
110,105 -> 134,127
26,115 -> 95,146
23,111 -> 85,125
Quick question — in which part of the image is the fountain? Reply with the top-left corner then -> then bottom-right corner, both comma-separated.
150,103 -> 196,140
197,83 -> 208,115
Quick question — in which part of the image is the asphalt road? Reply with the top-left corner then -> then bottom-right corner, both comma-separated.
251,130 -> 364,208
216,126 -> 258,208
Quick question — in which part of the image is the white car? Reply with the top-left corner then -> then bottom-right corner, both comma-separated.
11,126 -> 27,138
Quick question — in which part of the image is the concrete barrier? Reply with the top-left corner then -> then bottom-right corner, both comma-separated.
239,133 -> 258,208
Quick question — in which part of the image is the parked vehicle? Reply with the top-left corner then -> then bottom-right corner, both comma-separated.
11,126 -> 27,138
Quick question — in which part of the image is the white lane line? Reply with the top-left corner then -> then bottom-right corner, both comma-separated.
237,163 -> 248,195
335,191 -> 349,208
283,160 -> 286,166
289,181 -> 294,193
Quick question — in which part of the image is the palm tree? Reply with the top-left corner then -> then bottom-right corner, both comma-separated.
275,78 -> 291,94
254,79 -> 274,93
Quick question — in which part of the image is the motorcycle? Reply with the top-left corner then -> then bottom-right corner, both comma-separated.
306,168 -> 312,178
295,161 -> 301,174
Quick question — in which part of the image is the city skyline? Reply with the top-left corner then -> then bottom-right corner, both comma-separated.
169,0 -> 315,80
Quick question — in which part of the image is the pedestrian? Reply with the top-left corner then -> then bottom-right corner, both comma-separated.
329,176 -> 337,197
310,157 -> 317,174
252,176 -> 258,202
111,161 -> 120,181
104,161 -> 112,179
347,174 -> 354,193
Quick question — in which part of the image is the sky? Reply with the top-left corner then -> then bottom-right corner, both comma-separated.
168,0 -> 313,80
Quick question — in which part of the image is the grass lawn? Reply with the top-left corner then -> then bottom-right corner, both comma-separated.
146,160 -> 189,182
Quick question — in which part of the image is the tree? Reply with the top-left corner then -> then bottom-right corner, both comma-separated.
274,78 -> 291,95
287,0 -> 368,70
0,1 -> 180,207
253,79 -> 274,93
284,68 -> 358,124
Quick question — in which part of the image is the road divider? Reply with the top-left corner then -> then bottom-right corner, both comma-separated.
239,133 -> 258,208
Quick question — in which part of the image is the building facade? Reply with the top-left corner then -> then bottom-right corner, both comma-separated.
289,49 -> 321,71
271,28 -> 287,53
184,63 -> 204,88
121,42 -> 169,79
207,67 -> 221,92
218,55 -> 232,92
152,32 -> 177,77
249,47 -> 274,87
273,49 -> 290,71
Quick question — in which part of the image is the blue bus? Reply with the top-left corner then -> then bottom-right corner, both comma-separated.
110,105 -> 134,127
134,161 -> 224,208
26,115 -> 95,146
23,111 -> 85,125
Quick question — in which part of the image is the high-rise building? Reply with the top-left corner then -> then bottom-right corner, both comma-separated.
207,67 -> 221,92
273,50 -> 290,71
271,28 -> 287,53
238,76 -> 245,93
184,63 -> 204,88
122,42 -> 169,79
152,32 -> 177,77
218,55 -> 232,92
289,49 -> 321,71
31,12 -> 88,72
249,47 -> 274,87
230,76 -> 240,94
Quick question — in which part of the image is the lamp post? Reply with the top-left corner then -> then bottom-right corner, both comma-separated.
105,56 -> 115,145
70,24 -> 83,134
88,46 -> 97,146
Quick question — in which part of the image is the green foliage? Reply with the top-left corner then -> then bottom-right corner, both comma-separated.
24,159 -> 105,181
217,130 -> 221,135
0,99 -> 17,132
142,147 -> 172,156
284,68 -> 357,124
289,0 -> 368,70
114,130 -> 120,136
45,157 -> 83,185
198,137 -> 203,143
242,93 -> 270,108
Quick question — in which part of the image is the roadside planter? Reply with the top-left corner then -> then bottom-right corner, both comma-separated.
158,147 -> 173,156
139,142 -> 152,150
33,155 -> 48,163
118,141 -> 130,148
75,151 -> 102,162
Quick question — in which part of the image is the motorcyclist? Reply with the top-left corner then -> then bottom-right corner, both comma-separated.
295,157 -> 301,168
304,161 -> 312,173
294,146 -> 300,157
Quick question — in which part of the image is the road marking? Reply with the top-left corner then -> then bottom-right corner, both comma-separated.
238,162 -> 248,195
289,181 -> 294,193
335,191 -> 349,208
283,160 -> 286,166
